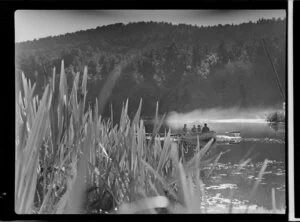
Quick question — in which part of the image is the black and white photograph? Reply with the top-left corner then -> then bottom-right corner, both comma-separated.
14,8 -> 289,215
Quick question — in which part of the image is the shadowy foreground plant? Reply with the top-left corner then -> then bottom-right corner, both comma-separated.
15,60 -> 283,214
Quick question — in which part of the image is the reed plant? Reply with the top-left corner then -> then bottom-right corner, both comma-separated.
15,60 -> 282,214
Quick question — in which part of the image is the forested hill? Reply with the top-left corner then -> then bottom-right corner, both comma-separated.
15,18 -> 286,118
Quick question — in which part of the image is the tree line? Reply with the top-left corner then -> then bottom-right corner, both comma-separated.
15,18 -> 286,118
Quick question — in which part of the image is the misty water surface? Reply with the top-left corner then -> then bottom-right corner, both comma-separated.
162,108 -> 286,213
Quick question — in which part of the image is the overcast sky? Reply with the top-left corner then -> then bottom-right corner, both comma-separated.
15,10 -> 286,43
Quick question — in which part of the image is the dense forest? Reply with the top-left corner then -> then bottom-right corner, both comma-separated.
15,18 -> 286,118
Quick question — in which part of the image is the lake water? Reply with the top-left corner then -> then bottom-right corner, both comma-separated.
165,120 -> 286,213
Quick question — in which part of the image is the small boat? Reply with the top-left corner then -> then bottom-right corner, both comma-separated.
180,131 -> 217,144
145,131 -> 216,161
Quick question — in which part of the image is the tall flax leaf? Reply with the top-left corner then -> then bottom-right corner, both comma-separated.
16,71 -> 21,102
48,66 -> 61,159
81,66 -> 88,110
21,72 -> 28,106
59,60 -> 68,101
170,142 -> 179,171
132,98 -> 142,126
15,101 -> 27,200
55,153 -> 78,214
177,162 -> 190,211
157,130 -> 171,173
16,85 -> 50,214
70,73 -> 80,128
69,71 -> 79,109
152,101 -> 160,135
186,138 -> 215,171
94,98 -> 98,125
136,120 -> 144,157
150,102 -> 165,147
17,85 -> 49,191
52,67 -> 56,92
110,103 -> 114,125
49,98 -> 58,157
186,174 -> 200,213
21,72 -> 36,129
57,105 -> 64,146
140,159 -> 177,200
32,96 -> 38,117
26,82 -> 37,127
56,60 -> 68,152
88,111 -> 96,178
130,125 -> 137,177
64,122 -> 92,214
120,99 -> 129,129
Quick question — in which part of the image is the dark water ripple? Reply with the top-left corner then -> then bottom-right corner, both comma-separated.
169,121 -> 286,213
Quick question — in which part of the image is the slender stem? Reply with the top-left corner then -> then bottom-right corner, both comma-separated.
262,38 -> 285,101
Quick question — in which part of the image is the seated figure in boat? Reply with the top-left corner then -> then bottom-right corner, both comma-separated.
197,125 -> 201,134
201,123 -> 210,133
182,124 -> 188,135
191,125 -> 197,134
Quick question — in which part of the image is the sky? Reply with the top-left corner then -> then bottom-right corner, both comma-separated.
15,10 -> 286,43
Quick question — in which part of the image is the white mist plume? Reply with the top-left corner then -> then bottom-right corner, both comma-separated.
166,107 -> 280,128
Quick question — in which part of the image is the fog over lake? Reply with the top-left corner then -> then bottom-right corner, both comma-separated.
164,106 -> 286,212
166,107 -> 282,128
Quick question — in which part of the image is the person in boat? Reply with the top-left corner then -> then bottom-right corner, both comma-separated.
182,124 -> 188,135
191,125 -> 197,134
201,123 -> 210,133
197,125 -> 201,134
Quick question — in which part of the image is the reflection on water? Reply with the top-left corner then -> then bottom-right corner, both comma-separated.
166,120 -> 286,213
170,121 -> 285,139
201,159 -> 285,212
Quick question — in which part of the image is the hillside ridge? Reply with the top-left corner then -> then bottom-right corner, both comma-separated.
15,18 -> 286,118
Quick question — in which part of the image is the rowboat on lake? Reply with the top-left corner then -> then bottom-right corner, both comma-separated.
180,131 -> 217,144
